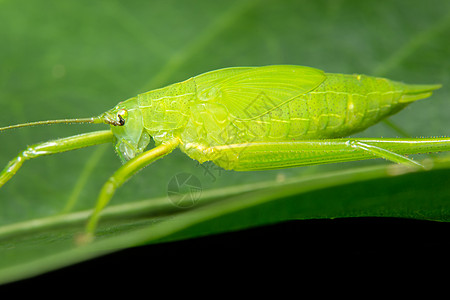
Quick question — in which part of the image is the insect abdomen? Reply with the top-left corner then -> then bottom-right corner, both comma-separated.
219,74 -> 402,142
264,73 -> 439,140
288,73 -> 405,139
225,73 -> 439,143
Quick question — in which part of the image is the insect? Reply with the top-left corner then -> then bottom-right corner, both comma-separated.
1,65 -> 449,239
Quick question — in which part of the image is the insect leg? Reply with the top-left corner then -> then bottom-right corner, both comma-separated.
347,140 -> 423,168
84,137 -> 180,236
208,137 -> 450,171
0,130 -> 113,188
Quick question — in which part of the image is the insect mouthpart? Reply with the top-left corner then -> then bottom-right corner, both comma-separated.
103,118 -> 124,127
101,111 -> 127,127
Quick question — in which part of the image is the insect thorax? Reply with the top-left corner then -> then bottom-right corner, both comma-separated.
137,78 -> 196,144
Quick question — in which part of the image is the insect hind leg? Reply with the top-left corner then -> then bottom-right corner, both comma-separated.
346,140 -> 424,168
205,137 -> 448,171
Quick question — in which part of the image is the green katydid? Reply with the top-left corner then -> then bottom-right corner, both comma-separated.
1,65 -> 449,238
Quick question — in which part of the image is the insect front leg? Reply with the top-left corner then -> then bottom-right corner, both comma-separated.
0,130 -> 113,188
206,137 -> 450,171
83,137 -> 180,239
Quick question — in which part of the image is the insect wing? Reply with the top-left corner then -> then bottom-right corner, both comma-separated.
195,65 -> 325,120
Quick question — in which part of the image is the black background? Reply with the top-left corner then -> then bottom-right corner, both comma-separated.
3,217 -> 450,289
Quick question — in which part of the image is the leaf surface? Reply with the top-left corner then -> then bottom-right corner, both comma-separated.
0,0 -> 449,284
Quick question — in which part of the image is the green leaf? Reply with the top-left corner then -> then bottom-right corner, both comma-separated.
0,0 -> 449,284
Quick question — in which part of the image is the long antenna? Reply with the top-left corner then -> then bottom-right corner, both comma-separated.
0,117 -> 103,132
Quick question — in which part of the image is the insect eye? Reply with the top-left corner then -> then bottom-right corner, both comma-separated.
117,109 -> 128,126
